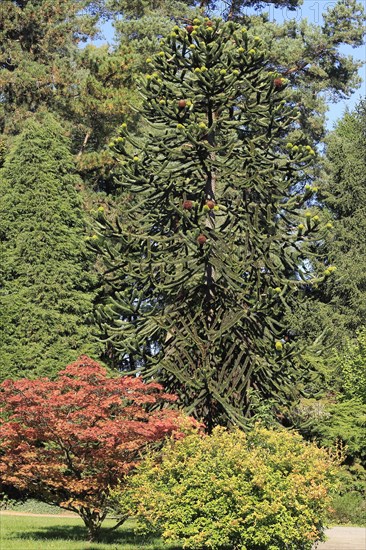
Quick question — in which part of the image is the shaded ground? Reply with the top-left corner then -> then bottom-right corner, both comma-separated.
0,513 -> 180,549
316,527 -> 366,550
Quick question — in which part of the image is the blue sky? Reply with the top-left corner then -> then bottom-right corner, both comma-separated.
93,1 -> 365,131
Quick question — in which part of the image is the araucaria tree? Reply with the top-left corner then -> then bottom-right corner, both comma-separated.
0,356 -> 195,541
95,18 -> 330,428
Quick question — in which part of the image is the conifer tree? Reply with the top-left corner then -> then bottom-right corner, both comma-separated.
318,104 -> 366,336
290,104 -> 366,348
112,0 -> 365,146
283,105 -> 366,478
95,18 -> 331,427
0,115 -> 100,380
0,0 -> 103,134
69,43 -> 138,191
0,0 -> 135,187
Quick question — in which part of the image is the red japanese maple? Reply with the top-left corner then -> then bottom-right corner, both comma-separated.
0,356 -> 197,540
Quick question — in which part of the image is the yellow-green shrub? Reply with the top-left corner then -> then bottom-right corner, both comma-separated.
111,425 -> 339,550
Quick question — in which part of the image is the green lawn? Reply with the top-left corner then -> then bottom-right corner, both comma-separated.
0,514 -> 183,550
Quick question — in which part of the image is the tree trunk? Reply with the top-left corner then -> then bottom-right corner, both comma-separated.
80,509 -> 105,542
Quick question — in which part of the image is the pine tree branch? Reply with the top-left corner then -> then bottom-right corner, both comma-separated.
77,130 -> 92,158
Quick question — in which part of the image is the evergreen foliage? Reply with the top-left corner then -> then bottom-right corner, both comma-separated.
318,105 -> 366,337
0,0 -> 135,189
237,1 -> 365,144
70,43 -> 138,191
0,0 -> 101,134
285,108 -> 366,507
112,0 -> 366,146
112,1 -> 199,75
95,18 -> 331,428
2,1 -> 364,185
289,396 -> 366,465
290,104 -> 366,353
337,327 -> 366,402
0,115 -> 100,380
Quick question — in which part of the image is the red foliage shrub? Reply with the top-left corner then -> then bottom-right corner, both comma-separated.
0,356 -> 197,540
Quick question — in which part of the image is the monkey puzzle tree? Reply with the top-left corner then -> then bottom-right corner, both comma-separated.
95,17 -> 330,428
112,0 -> 365,146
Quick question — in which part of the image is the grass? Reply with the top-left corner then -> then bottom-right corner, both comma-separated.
0,514 -> 183,550
2,499 -> 364,550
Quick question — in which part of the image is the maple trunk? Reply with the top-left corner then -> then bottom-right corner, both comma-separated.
80,509 -> 105,542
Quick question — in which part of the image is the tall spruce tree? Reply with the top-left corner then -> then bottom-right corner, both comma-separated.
0,114 -> 100,380
94,17 -> 331,427
289,104 -> 366,349
282,104 -> 366,473
318,104 -> 366,336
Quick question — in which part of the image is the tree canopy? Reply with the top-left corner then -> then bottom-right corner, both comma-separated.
319,104 -> 366,336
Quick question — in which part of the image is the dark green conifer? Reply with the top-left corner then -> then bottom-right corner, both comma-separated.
0,115 -> 100,379
290,104 -> 366,349
0,0 -> 136,189
319,105 -> 366,335
95,18 -> 329,427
